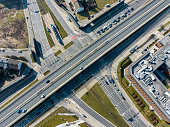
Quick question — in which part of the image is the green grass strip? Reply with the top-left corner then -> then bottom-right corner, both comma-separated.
54,50 -> 61,56
64,41 -> 73,50
42,20 -> 55,48
30,53 -> 35,63
43,70 -> 50,76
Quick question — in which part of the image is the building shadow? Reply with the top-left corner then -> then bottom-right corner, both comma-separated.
0,69 -> 37,104
33,38 -> 44,60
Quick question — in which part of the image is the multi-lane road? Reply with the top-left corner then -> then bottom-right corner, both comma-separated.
0,0 -> 169,126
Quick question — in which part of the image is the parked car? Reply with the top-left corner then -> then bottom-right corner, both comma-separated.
97,31 -> 101,35
103,26 -> 109,31
101,29 -> 105,33
109,24 -> 112,28
106,4 -> 111,8
91,14 -> 94,18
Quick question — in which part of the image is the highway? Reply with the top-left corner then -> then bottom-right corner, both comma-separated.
0,0 -> 169,126
13,5 -> 170,126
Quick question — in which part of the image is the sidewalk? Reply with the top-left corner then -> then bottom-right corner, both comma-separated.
111,15 -> 170,127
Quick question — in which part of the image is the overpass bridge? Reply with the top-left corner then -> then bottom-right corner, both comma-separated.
0,0 -> 169,126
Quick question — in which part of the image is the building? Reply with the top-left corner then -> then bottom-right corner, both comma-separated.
0,57 -> 22,71
125,34 -> 170,123
71,0 -> 84,13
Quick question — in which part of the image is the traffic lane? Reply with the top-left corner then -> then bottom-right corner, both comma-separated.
10,6 -> 170,127
11,0 -> 170,119
0,0 -> 166,121
0,0 -> 168,124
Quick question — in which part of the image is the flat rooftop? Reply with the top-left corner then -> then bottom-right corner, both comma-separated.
125,34 -> 170,123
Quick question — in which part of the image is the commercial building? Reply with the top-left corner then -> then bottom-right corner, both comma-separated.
0,57 -> 22,71
125,34 -> 170,123
71,0 -> 84,13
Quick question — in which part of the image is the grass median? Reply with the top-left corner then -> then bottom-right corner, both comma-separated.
37,0 -> 67,39
64,41 -> 73,50
0,79 -> 38,110
81,83 -> 129,127
43,70 -> 50,76
117,57 -> 169,127
54,50 -> 61,57
42,20 -> 55,48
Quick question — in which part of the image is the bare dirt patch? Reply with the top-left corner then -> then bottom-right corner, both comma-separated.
0,0 -> 28,49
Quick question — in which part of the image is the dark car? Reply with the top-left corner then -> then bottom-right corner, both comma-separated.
131,8 -> 134,11
101,29 -> 105,33
109,24 -> 112,28
46,80 -> 50,83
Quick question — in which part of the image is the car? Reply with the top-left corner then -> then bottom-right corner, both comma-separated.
80,67 -> 83,70
106,4 -> 111,8
91,14 -> 94,18
101,29 -> 105,33
18,51 -> 22,53
41,95 -> 45,98
105,81 -> 109,85
17,109 -> 22,114
117,17 -> 120,22
115,87 -> 119,91
109,24 -> 112,28
131,8 -> 134,11
120,16 -> 124,20
113,22 -> 117,25
97,31 -> 101,35
66,16 -> 71,22
122,14 -> 126,17
34,11 -> 39,13
22,109 -> 27,113
127,10 -> 131,13
103,26 -> 109,31
46,80 -> 50,83
114,19 -> 117,22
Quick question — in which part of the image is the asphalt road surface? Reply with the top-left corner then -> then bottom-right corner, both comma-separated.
0,0 -> 169,126
13,5 -> 170,126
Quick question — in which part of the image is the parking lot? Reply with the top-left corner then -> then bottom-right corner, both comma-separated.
90,0 -> 148,38
94,65 -> 147,127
